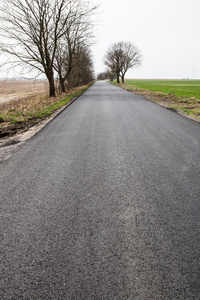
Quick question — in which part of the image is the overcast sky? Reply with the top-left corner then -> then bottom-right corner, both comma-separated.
0,0 -> 200,80
93,0 -> 200,79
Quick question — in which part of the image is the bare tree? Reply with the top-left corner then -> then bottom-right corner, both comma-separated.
66,45 -> 94,88
104,41 -> 142,84
54,1 -> 97,93
104,43 -> 123,83
97,71 -> 114,81
0,0 -> 93,96
119,42 -> 142,84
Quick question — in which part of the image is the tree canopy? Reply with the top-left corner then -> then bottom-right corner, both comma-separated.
104,41 -> 142,84
0,0 -> 97,96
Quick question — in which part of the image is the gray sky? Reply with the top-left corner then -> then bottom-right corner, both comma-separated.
0,0 -> 200,80
93,0 -> 200,79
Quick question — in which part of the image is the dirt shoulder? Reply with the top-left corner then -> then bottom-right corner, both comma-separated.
0,83 -> 94,163
0,96 -> 78,163
0,83 -> 93,138
113,83 -> 200,124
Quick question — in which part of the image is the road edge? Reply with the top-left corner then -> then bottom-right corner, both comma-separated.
0,87 -> 89,164
108,82 -> 200,124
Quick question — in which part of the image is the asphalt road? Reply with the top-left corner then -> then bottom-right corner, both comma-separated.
1,81 -> 200,299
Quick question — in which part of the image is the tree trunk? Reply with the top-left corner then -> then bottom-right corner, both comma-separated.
57,69 -> 66,93
122,75 -> 125,84
48,73 -> 56,97
117,73 -> 120,83
59,76 -> 66,93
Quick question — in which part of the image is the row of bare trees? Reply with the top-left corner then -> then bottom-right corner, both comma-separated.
0,0 -> 97,96
97,71 -> 114,81
104,41 -> 142,84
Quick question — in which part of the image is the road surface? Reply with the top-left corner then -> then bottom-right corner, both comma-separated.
1,81 -> 200,299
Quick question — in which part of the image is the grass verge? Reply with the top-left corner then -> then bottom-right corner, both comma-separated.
0,82 -> 94,138
111,80 -> 200,122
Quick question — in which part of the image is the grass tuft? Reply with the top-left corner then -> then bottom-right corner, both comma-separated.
0,82 -> 94,137
112,79 -> 200,121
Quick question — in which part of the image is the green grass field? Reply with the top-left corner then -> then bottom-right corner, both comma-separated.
113,79 -> 200,120
124,79 -> 200,99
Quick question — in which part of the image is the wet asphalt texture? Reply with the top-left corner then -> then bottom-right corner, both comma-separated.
1,81 -> 200,299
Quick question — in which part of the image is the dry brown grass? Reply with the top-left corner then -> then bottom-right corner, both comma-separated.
0,79 -> 48,105
113,83 -> 200,122
0,80 -> 94,137
0,84 -> 82,114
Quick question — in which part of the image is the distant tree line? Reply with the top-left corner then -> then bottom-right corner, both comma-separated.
104,41 -> 142,84
0,0 -> 97,97
97,71 -> 114,81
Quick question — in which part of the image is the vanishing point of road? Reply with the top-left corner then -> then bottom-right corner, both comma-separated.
1,81 -> 200,299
